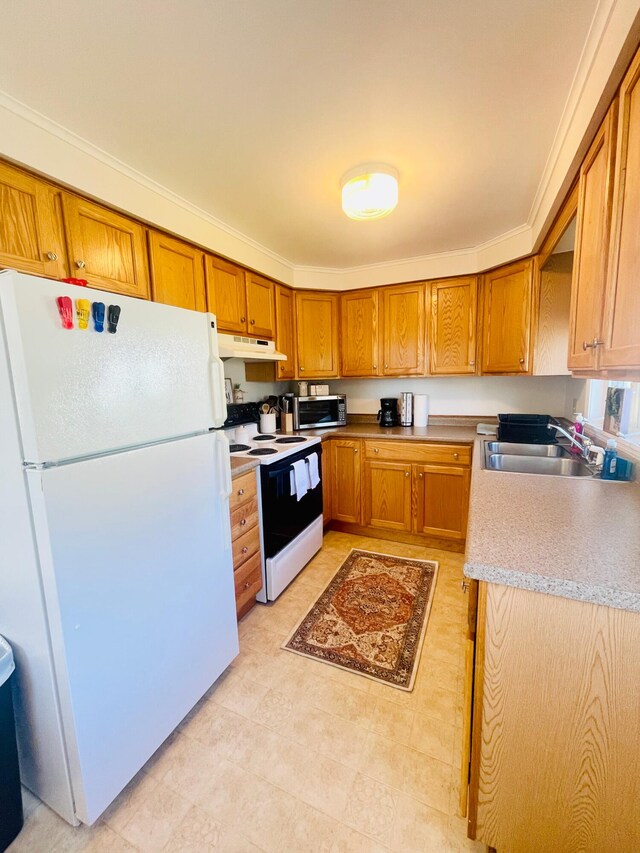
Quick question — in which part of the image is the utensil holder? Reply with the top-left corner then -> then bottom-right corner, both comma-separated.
260,413 -> 276,434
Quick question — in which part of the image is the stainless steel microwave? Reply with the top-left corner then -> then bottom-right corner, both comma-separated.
292,395 -> 347,430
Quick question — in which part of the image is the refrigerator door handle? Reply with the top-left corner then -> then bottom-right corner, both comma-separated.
209,357 -> 227,428
212,432 -> 232,552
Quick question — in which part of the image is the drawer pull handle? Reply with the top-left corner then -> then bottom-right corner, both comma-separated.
240,518 -> 247,526
453,452 -> 459,460
242,546 -> 248,554
238,488 -> 245,496
461,580 -> 470,593
374,448 -> 379,453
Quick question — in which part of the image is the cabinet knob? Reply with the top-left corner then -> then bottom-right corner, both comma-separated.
374,448 -> 379,454
453,452 -> 459,460
419,472 -> 423,479
469,360 -> 475,366
46,251 -> 58,261
461,580 -> 470,593
300,367 -> 305,372
583,338 -> 604,350
240,518 -> 247,526
384,363 -> 388,369
519,358 -> 525,365
250,319 -> 255,325
75,260 -> 86,269
240,316 -> 246,323
405,471 -> 410,477
243,581 -> 251,590
242,546 -> 248,554
373,364 -> 377,370
354,449 -> 359,454
238,488 -> 245,496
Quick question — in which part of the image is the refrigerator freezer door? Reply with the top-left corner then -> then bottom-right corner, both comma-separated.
26,431 -> 238,824
0,272 -> 227,464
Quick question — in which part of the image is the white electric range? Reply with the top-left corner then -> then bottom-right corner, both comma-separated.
220,406 -> 324,601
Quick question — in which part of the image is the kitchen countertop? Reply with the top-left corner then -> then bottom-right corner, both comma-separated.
303,423 -> 478,443
230,457 -> 260,478
464,439 -> 640,613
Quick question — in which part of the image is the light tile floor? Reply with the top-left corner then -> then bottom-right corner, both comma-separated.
9,532 -> 484,853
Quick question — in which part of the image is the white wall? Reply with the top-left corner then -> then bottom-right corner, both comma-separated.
326,375 -> 587,418
223,359 -> 283,405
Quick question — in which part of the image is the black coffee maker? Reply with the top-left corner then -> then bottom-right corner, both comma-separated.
377,397 -> 399,427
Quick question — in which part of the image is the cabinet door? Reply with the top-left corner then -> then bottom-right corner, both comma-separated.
481,259 -> 533,374
363,460 -> 412,532
296,291 -> 340,378
602,49 -> 640,369
331,440 -> 361,524
414,464 -> 470,540
148,231 -> 206,311
62,195 -> 149,298
341,289 -> 379,376
0,162 -> 66,278
380,283 -> 425,375
568,103 -> 617,369
429,277 -> 478,374
205,255 -> 247,333
245,272 -> 275,338
275,285 -> 296,380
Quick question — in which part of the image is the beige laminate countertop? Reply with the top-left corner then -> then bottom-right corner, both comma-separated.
303,423 -> 478,443
464,439 -> 640,613
230,457 -> 260,478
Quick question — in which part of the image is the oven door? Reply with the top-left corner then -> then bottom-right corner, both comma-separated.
294,397 -> 343,429
260,445 -> 323,559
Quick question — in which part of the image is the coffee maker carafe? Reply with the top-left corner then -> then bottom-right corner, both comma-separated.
377,397 -> 399,427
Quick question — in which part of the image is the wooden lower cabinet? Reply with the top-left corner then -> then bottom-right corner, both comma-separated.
330,439 -> 362,524
363,460 -> 412,532
229,470 -> 263,619
325,437 -> 471,550
464,582 -> 640,852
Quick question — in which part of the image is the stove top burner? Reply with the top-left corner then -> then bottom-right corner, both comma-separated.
275,436 -> 306,444
253,434 -> 276,441
248,447 -> 278,456
229,444 -> 251,453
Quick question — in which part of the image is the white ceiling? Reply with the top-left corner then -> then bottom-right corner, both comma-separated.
0,0 -> 600,270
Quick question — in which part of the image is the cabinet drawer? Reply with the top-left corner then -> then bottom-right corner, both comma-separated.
363,440 -> 471,466
232,524 -> 261,568
230,497 -> 259,540
230,470 -> 258,511
234,552 -> 263,613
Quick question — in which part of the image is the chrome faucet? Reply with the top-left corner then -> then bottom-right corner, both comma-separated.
547,423 -> 604,464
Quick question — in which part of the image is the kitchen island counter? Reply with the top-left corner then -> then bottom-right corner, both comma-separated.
464,439 -> 640,612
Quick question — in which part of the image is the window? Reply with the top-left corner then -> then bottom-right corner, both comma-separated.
586,379 -> 640,445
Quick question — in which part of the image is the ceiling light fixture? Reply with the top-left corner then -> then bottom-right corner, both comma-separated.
341,164 -> 399,221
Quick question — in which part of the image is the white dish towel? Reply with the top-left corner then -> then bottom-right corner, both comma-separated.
290,459 -> 310,501
306,452 -> 320,489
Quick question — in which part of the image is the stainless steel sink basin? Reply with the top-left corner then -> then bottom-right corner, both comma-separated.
486,453 -> 594,477
485,441 -> 571,458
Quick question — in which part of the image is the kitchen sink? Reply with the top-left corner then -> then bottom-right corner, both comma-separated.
485,441 -> 571,457
485,452 -> 594,477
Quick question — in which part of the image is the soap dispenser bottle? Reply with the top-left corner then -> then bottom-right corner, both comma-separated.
601,438 -> 618,480
569,413 -> 585,454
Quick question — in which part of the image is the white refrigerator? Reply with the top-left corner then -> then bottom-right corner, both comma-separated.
0,271 -> 239,825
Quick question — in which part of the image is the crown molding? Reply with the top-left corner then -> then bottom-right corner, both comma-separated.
0,0 -> 636,292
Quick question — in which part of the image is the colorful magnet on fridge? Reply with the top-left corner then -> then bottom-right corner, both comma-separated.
76,298 -> 91,330
107,305 -> 121,334
92,302 -> 105,333
56,296 -> 73,329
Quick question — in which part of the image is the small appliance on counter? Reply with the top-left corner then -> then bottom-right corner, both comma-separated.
292,395 -> 347,429
378,397 -> 399,427
400,392 -> 413,426
497,414 -> 559,443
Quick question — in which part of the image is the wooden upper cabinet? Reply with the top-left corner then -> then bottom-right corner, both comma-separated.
568,103 -> 618,370
295,291 -> 339,378
481,259 -> 534,374
0,161 -> 67,278
62,195 -> 149,298
602,49 -> 640,369
380,283 -> 426,376
245,272 -> 275,338
205,255 -> 247,332
275,285 -> 296,380
147,230 -> 205,311
429,277 -> 478,374
341,289 -> 379,376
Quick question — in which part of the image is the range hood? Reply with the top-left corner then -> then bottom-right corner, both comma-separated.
217,332 -> 287,362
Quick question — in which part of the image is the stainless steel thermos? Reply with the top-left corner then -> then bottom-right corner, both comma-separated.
400,392 -> 413,426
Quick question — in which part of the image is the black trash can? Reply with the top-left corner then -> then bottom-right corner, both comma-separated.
0,636 -> 23,852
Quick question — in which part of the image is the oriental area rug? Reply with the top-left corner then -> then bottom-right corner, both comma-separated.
283,549 -> 438,691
